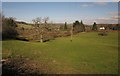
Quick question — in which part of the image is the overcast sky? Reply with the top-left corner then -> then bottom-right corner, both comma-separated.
2,2 -> 118,24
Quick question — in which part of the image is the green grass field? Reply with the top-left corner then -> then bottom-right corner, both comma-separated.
2,32 -> 118,74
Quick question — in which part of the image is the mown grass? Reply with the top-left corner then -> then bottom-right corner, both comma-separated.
2,32 -> 118,74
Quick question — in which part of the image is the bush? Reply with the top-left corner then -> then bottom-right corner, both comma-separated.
2,17 -> 18,39
98,32 -> 108,36
2,17 -> 17,27
2,26 -> 18,39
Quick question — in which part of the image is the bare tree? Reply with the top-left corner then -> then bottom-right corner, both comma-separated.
32,17 -> 41,27
42,17 -> 50,33
32,17 -> 43,42
32,17 -> 50,43
70,25 -> 73,42
32,19 -> 35,24
42,17 -> 49,25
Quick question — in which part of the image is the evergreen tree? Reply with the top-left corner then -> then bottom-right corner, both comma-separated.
80,20 -> 85,31
64,22 -> 67,30
73,21 -> 80,33
92,22 -> 97,30
80,20 -> 83,25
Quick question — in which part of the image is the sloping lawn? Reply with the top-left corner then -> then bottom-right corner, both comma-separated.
2,32 -> 118,74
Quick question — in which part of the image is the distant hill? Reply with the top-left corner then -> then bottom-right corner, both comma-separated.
16,21 -> 27,24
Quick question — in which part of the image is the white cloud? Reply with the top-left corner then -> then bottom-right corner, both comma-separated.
81,2 -> 107,7
108,11 -> 120,15
80,2 -> 108,8
81,4 -> 93,7
111,16 -> 119,19
112,0 -> 119,2
95,17 -> 118,24
94,2 -> 107,5
107,11 -> 119,19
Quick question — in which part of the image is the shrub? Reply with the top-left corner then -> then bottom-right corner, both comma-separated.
2,26 -> 18,39
2,17 -> 17,27
2,17 -> 18,39
73,20 -> 85,33
98,32 -> 108,36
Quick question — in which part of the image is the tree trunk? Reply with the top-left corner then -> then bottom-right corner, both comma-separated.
70,26 -> 73,42
40,34 -> 43,43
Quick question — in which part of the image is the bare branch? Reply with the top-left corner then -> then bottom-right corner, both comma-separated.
43,17 -> 49,24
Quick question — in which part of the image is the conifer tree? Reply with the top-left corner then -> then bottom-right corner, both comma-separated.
92,22 -> 97,30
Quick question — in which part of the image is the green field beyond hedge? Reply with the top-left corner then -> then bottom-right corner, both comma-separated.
2,32 -> 118,74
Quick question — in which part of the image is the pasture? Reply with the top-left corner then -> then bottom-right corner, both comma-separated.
2,32 -> 118,74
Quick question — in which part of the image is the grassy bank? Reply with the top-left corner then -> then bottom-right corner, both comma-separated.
2,32 -> 118,74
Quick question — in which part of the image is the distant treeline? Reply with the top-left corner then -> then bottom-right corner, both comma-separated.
16,20 -> 120,31
97,24 -> 120,30
2,16 -> 120,41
